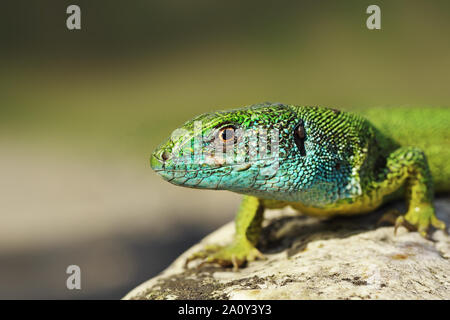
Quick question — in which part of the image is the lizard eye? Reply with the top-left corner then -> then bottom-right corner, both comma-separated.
218,126 -> 237,143
293,120 -> 306,156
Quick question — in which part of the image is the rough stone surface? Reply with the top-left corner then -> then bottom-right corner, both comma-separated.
124,199 -> 450,300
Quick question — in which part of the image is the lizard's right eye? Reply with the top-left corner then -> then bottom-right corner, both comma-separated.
218,126 -> 237,143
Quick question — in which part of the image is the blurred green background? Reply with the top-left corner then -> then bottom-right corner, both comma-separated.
0,0 -> 449,299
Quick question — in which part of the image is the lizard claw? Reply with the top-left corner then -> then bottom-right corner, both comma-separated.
377,209 -> 401,226
231,255 -> 239,272
394,216 -> 416,235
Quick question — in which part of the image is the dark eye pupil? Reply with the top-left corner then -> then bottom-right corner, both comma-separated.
222,129 -> 234,140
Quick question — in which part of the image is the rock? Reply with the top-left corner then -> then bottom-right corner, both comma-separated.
124,199 -> 450,300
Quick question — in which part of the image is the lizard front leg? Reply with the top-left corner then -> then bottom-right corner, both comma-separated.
185,195 -> 267,270
375,147 -> 446,236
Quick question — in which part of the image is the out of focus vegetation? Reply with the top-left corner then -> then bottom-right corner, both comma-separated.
1,0 -> 449,159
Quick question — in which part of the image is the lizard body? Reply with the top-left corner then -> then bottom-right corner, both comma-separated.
151,103 -> 449,269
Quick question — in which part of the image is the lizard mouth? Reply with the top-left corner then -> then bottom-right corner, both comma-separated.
151,156 -> 282,173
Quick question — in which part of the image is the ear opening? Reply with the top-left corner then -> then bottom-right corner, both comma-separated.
293,120 -> 306,156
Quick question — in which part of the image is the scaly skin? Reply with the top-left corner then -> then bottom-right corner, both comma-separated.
150,103 -> 449,270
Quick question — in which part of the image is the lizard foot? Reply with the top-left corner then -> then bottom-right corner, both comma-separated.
394,204 -> 446,237
184,240 -> 266,271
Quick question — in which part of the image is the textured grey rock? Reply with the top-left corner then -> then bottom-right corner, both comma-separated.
124,199 -> 450,300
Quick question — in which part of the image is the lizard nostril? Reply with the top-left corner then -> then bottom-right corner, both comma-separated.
161,151 -> 171,161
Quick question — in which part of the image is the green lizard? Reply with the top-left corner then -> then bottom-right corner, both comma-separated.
150,103 -> 449,270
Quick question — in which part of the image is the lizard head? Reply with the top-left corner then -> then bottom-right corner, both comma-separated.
150,102 -> 307,198
150,103 -> 361,202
